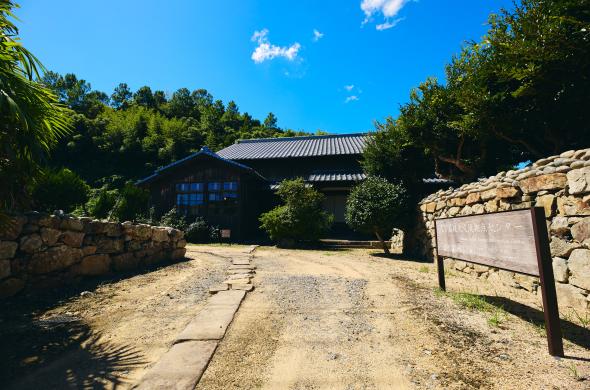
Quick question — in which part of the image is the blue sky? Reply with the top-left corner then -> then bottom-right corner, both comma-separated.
17,0 -> 514,134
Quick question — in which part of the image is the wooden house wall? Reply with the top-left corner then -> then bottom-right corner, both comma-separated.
144,157 -> 270,241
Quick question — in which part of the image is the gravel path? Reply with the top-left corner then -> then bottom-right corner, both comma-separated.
198,247 -> 590,390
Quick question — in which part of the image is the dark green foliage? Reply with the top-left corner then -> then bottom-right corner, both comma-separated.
109,183 -> 149,222
185,217 -> 210,243
31,168 -> 90,213
259,178 -> 333,243
364,0 -> 590,184
345,177 -> 409,252
86,188 -> 118,219
159,207 -> 188,230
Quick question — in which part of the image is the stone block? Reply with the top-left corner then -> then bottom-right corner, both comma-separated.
550,216 -> 569,236
0,259 -> 10,279
425,202 -> 436,213
126,240 -> 143,251
555,283 -> 589,311
61,231 -> 85,248
459,205 -> 473,216
84,220 -> 107,234
566,167 -> 590,194
0,277 -> 24,298
557,196 -> 590,216
568,249 -> 590,290
472,204 -> 485,214
37,214 -> 61,228
40,227 -> 61,246
0,216 -> 26,240
465,192 -> 481,205
124,224 -> 152,241
152,228 -> 169,242
496,187 -> 521,199
480,188 -> 497,201
135,340 -> 218,390
535,194 -> 556,217
60,217 -> 83,232
74,254 -> 111,276
29,245 -> 83,274
0,241 -> 18,259
19,234 -> 43,253
112,253 -> 140,271
571,217 -> 590,245
550,237 -> 581,258
95,238 -> 124,254
448,206 -> 460,217
171,248 -> 186,260
484,199 -> 498,213
104,222 -> 123,237
519,173 -> 567,194
552,257 -> 569,283
82,245 -> 97,256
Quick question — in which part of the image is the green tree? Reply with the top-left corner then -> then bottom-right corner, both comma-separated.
31,168 -> 90,213
0,1 -> 71,218
345,177 -> 409,254
259,178 -> 333,245
133,85 -> 155,109
111,82 -> 132,110
109,183 -> 149,222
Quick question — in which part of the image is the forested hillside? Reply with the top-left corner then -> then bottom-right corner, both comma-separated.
40,72 -> 317,185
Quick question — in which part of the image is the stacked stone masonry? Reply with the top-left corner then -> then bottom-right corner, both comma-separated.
0,213 -> 187,298
416,148 -> 590,312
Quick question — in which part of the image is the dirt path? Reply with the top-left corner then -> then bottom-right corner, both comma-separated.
198,247 -> 590,389
0,245 -> 249,389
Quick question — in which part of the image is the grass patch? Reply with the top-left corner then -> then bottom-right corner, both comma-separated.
418,265 -> 430,273
434,289 -> 507,327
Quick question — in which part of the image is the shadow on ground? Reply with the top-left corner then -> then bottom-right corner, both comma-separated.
0,259 -> 187,388
483,295 -> 590,352
370,252 -> 432,263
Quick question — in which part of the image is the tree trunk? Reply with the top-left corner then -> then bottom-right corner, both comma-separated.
374,230 -> 390,254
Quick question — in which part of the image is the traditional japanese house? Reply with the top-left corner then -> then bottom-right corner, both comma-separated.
138,133 -> 369,240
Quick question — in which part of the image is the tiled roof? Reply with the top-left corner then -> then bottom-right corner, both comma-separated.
217,133 -> 369,160
308,172 -> 366,182
136,147 -> 266,185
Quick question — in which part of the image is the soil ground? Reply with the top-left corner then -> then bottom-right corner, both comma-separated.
1,245 -> 589,389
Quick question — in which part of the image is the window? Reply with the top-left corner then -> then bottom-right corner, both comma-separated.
223,181 -> 238,191
209,193 -> 223,202
208,182 -> 221,191
176,182 -> 205,213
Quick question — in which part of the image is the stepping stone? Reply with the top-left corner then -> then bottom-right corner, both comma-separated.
208,284 -> 228,294
228,264 -> 256,270
227,269 -> 255,275
232,283 -> 254,291
135,340 -> 217,390
227,273 -> 253,280
232,259 -> 250,265
223,278 -> 251,285
175,290 -> 246,342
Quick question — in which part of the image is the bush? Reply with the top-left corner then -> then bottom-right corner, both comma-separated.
345,176 -> 409,253
31,168 -> 90,213
185,217 -> 210,243
159,207 -> 188,230
86,187 -> 118,219
110,183 -> 149,222
259,178 -> 333,244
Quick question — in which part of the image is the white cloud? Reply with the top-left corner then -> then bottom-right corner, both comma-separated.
361,0 -> 410,30
345,95 -> 359,103
344,84 -> 355,91
251,29 -> 301,63
313,29 -> 324,42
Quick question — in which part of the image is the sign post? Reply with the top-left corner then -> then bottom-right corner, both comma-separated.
434,207 -> 564,357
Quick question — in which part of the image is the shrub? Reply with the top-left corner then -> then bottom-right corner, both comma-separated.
185,217 -> 210,243
110,183 -> 149,222
259,178 -> 333,244
345,176 -> 409,253
31,168 -> 90,213
86,187 -> 118,219
159,207 -> 188,230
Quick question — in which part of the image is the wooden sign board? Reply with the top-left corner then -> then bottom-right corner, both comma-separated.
434,207 -> 564,357
436,209 -> 539,276
221,229 -> 231,239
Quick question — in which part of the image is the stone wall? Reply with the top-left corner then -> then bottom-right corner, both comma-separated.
414,148 -> 590,312
0,212 -> 187,298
